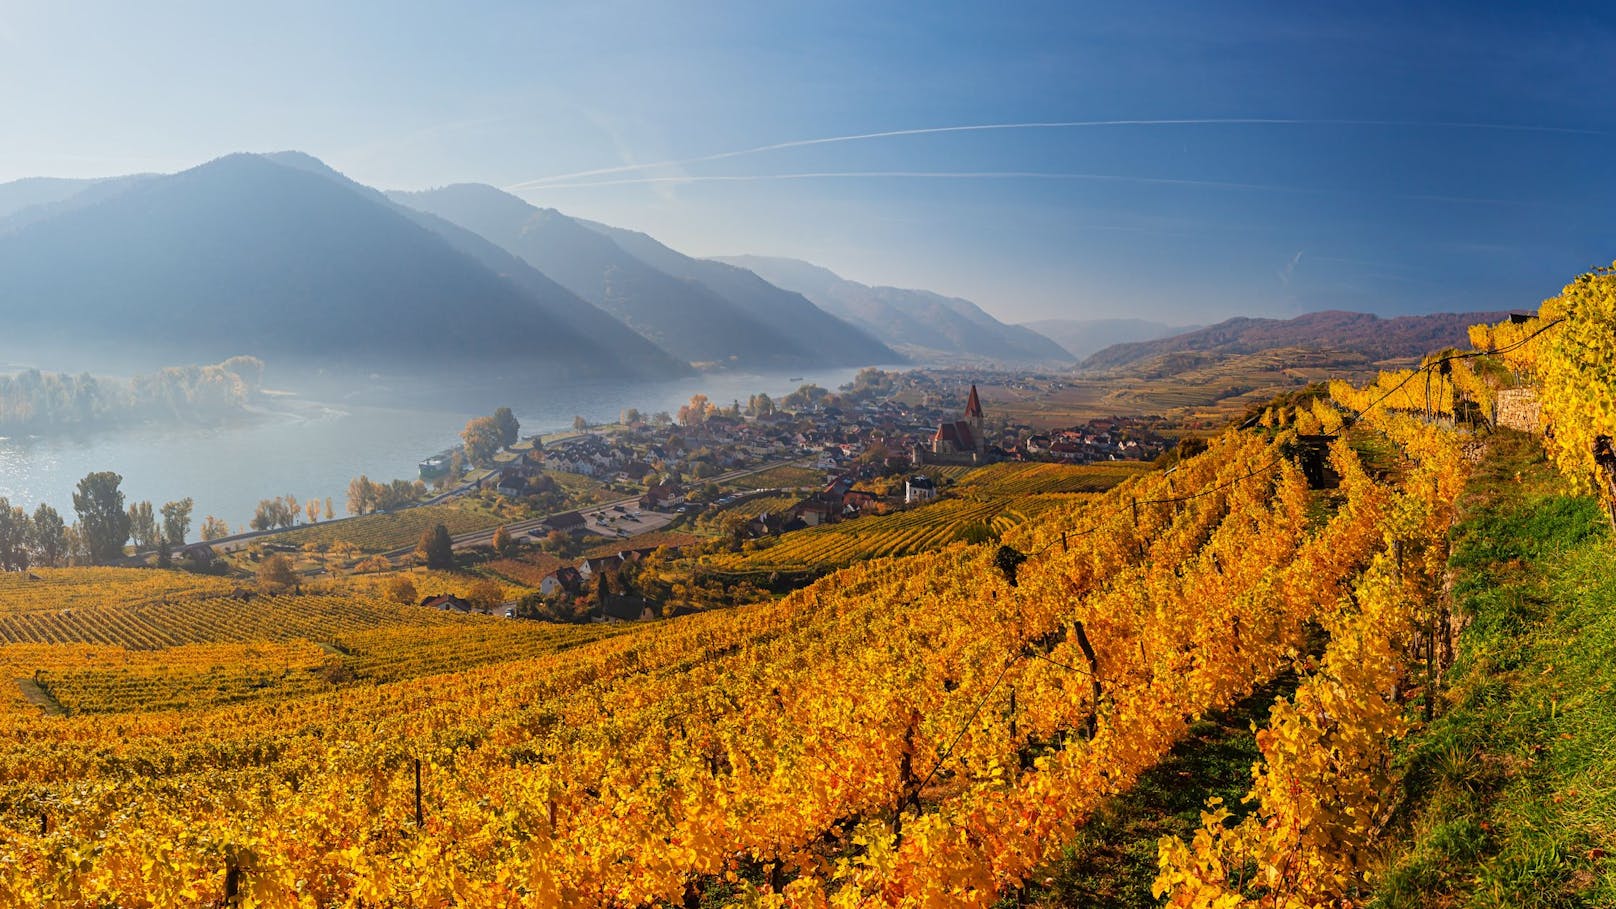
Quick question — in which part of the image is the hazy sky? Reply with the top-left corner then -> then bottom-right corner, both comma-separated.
1,1 -> 1611,324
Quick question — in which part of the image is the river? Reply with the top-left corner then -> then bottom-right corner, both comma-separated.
0,366 -> 872,532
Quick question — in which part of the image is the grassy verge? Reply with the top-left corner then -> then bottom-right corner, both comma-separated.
1371,430 -> 1616,908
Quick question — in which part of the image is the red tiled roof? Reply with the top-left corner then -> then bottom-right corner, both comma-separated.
934,421 -> 976,450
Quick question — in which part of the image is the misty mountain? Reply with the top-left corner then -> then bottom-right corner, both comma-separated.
1080,310 -> 1511,371
0,154 -> 690,380
579,225 -> 900,367
715,255 -> 1072,365
0,177 -> 102,220
260,156 -> 691,379
390,185 -> 899,371
1018,318 -> 1187,361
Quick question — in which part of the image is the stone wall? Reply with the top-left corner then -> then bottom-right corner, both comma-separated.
1494,387 -> 1541,433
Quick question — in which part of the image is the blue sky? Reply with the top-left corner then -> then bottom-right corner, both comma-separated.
1,1 -> 1610,323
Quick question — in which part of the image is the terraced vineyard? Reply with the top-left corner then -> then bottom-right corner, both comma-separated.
24,620 -> 623,714
701,461 -> 1144,574
0,567 -> 235,615
954,460 -> 1151,495
0,589 -> 478,649
707,493 -> 1075,573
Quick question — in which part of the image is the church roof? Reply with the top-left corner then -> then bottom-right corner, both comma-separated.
964,384 -> 983,419
934,420 -> 977,450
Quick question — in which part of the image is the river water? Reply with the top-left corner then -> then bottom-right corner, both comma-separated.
0,366 -> 869,532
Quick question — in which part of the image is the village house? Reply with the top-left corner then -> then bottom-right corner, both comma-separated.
905,475 -> 938,505
420,594 -> 474,612
540,511 -> 588,535
538,566 -> 583,596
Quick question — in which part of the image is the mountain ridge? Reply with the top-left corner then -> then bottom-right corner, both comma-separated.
390,184 -> 900,371
1080,309 -> 1512,371
714,254 -> 1072,365
0,154 -> 690,380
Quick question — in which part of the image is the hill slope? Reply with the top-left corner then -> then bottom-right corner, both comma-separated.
717,253 -> 1073,365
1019,317 -> 1187,361
0,155 -> 687,380
392,185 -> 898,370
1081,310 -> 1509,371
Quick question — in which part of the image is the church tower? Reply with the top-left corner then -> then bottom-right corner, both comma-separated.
964,384 -> 985,455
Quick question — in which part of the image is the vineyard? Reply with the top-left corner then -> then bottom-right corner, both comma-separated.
267,501 -> 507,553
2,272 -> 1614,907
952,460 -> 1151,495
706,493 -> 1075,572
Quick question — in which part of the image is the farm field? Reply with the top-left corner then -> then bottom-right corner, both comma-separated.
721,463 -> 823,490
264,501 -> 508,553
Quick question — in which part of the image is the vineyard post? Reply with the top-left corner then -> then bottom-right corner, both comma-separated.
1131,498 -> 1139,528
1061,531 -> 1067,553
1008,685 -> 1018,745
893,710 -> 920,841
1073,620 -> 1101,739
414,757 -> 423,828
1424,622 -> 1436,723
224,857 -> 241,907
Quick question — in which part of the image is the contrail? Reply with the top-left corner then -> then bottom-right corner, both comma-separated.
503,117 -> 1601,190
512,169 -> 1541,208
515,170 -> 1309,193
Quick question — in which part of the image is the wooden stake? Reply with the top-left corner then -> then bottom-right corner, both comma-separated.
1073,620 -> 1101,739
224,858 -> 242,907
414,757 -> 424,828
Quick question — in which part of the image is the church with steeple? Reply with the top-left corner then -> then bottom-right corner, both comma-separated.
912,384 -> 991,466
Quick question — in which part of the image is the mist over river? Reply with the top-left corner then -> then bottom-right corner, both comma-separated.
0,366 -> 872,532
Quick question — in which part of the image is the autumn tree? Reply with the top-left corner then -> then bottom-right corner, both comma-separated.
199,516 -> 231,541
416,523 -> 455,570
620,407 -> 642,426
30,504 -> 67,567
384,574 -> 418,605
73,471 -> 131,563
573,415 -> 590,431
347,475 -> 379,516
462,416 -> 503,466
250,498 -> 296,531
467,578 -> 505,612
492,406 -> 520,448
0,498 -> 31,571
126,501 -> 159,550
160,498 -> 194,545
305,498 -> 321,525
257,553 -> 297,593
492,524 -> 513,555
324,497 -> 334,520
678,394 -> 715,427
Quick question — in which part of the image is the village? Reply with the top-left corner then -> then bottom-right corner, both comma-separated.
412,371 -> 1168,622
